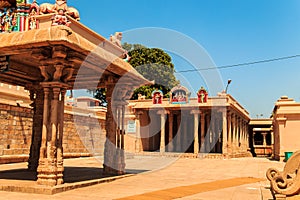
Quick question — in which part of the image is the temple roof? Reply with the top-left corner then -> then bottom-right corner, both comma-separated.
0,25 -> 152,90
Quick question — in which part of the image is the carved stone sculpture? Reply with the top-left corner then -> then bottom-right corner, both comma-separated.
110,32 -> 123,48
39,0 -> 80,21
266,150 -> 300,199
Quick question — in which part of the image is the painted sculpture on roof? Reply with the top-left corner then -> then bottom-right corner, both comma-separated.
152,88 -> 163,104
197,86 -> 208,103
28,1 -> 39,30
170,85 -> 190,104
0,0 -> 80,33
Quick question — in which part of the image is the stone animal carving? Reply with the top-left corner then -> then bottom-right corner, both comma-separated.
53,0 -> 67,13
110,32 -> 123,48
39,3 -> 54,14
66,7 -> 80,21
266,150 -> 300,198
39,0 -> 80,21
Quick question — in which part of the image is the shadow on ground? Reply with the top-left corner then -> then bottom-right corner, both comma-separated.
0,167 -> 148,183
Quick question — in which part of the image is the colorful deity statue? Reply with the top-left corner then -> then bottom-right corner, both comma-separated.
51,8 -> 70,26
197,86 -> 208,103
28,1 -> 39,30
0,0 -> 79,32
1,8 -> 16,32
152,88 -> 163,104
170,85 -> 190,104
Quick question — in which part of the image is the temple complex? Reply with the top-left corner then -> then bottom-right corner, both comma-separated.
1,1 -> 300,198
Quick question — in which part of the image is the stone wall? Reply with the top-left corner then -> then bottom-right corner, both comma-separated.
0,103 -> 106,163
0,104 -> 33,157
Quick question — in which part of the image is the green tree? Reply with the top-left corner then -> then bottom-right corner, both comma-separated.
125,43 -> 179,99
91,43 -> 179,104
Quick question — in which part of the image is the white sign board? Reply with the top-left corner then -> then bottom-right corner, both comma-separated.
127,120 -> 136,133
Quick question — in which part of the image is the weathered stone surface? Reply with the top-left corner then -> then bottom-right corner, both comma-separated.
0,102 -> 106,164
266,150 -> 300,199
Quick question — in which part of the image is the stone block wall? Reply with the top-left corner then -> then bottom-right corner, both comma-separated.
0,103 -> 106,163
0,104 -> 33,156
63,113 -> 106,157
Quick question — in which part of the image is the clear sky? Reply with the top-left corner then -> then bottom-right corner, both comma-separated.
38,0 -> 300,118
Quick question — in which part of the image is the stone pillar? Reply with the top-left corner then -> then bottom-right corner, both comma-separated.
237,117 -> 240,152
231,114 -> 236,154
37,84 -> 68,186
176,113 -> 181,152
227,112 -> 232,155
157,109 -> 167,153
205,114 -> 211,153
103,81 -> 127,175
28,86 -> 44,171
191,110 -> 201,154
135,111 -> 143,153
32,47 -> 74,186
262,132 -> 267,146
221,109 -> 228,155
114,102 -> 126,175
168,112 -> 174,152
200,112 -> 205,151
103,82 -> 117,175
271,131 -> 274,158
241,121 -> 245,151
210,113 -> 216,153
57,89 -> 66,184
182,113 -> 188,152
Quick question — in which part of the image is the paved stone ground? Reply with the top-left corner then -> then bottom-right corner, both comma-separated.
0,156 -> 285,200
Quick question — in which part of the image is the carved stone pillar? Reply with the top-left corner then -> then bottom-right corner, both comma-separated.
168,112 -> 174,152
27,86 -> 44,171
157,109 -> 167,153
57,89 -> 66,184
231,114 -> 236,154
135,111 -> 143,153
103,81 -> 117,175
37,84 -> 68,186
103,80 -> 127,175
200,112 -> 205,152
182,112 -> 188,152
227,112 -> 232,155
191,110 -> 201,154
176,113 -> 181,152
237,117 -> 241,152
33,46 -> 74,186
205,114 -> 211,153
114,102 -> 126,175
221,109 -> 228,155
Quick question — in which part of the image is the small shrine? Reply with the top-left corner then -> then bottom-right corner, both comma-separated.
151,88 -> 163,104
197,86 -> 208,103
170,85 -> 189,104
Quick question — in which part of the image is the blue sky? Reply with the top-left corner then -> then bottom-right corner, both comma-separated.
39,0 -> 300,118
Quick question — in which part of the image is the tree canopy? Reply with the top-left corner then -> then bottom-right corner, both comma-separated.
91,43 -> 179,105
124,43 -> 179,99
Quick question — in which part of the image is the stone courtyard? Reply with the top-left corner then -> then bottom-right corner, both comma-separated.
0,155 -> 285,199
